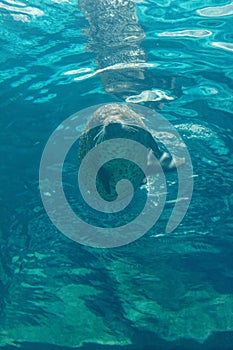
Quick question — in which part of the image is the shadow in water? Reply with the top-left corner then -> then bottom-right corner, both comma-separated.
2,330 -> 233,350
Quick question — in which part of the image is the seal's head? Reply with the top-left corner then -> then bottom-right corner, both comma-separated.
78,103 -> 184,201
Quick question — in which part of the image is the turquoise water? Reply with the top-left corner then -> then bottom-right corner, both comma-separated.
0,0 -> 233,349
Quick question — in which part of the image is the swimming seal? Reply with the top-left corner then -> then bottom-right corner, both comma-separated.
77,3 -> 184,200
78,103 -> 182,201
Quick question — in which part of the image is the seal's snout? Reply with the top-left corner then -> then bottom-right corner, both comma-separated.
102,111 -> 130,138
104,121 -> 123,137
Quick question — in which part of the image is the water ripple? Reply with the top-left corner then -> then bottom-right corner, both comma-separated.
125,89 -> 174,103
0,1 -> 44,17
211,41 -> 233,52
64,62 -> 158,81
0,0 -> 232,118
197,2 -> 233,17
158,29 -> 212,38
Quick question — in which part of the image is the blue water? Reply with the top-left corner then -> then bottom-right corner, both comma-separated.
0,0 -> 233,349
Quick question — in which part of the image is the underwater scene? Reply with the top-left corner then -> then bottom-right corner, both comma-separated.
0,0 -> 233,349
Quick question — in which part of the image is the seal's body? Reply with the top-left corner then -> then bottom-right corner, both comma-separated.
78,104 -> 180,201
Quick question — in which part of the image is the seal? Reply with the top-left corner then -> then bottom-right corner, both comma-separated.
78,103 -> 183,201
77,3 -> 184,201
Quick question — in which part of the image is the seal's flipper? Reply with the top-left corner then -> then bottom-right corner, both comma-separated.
160,152 -> 185,171
146,150 -> 185,174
